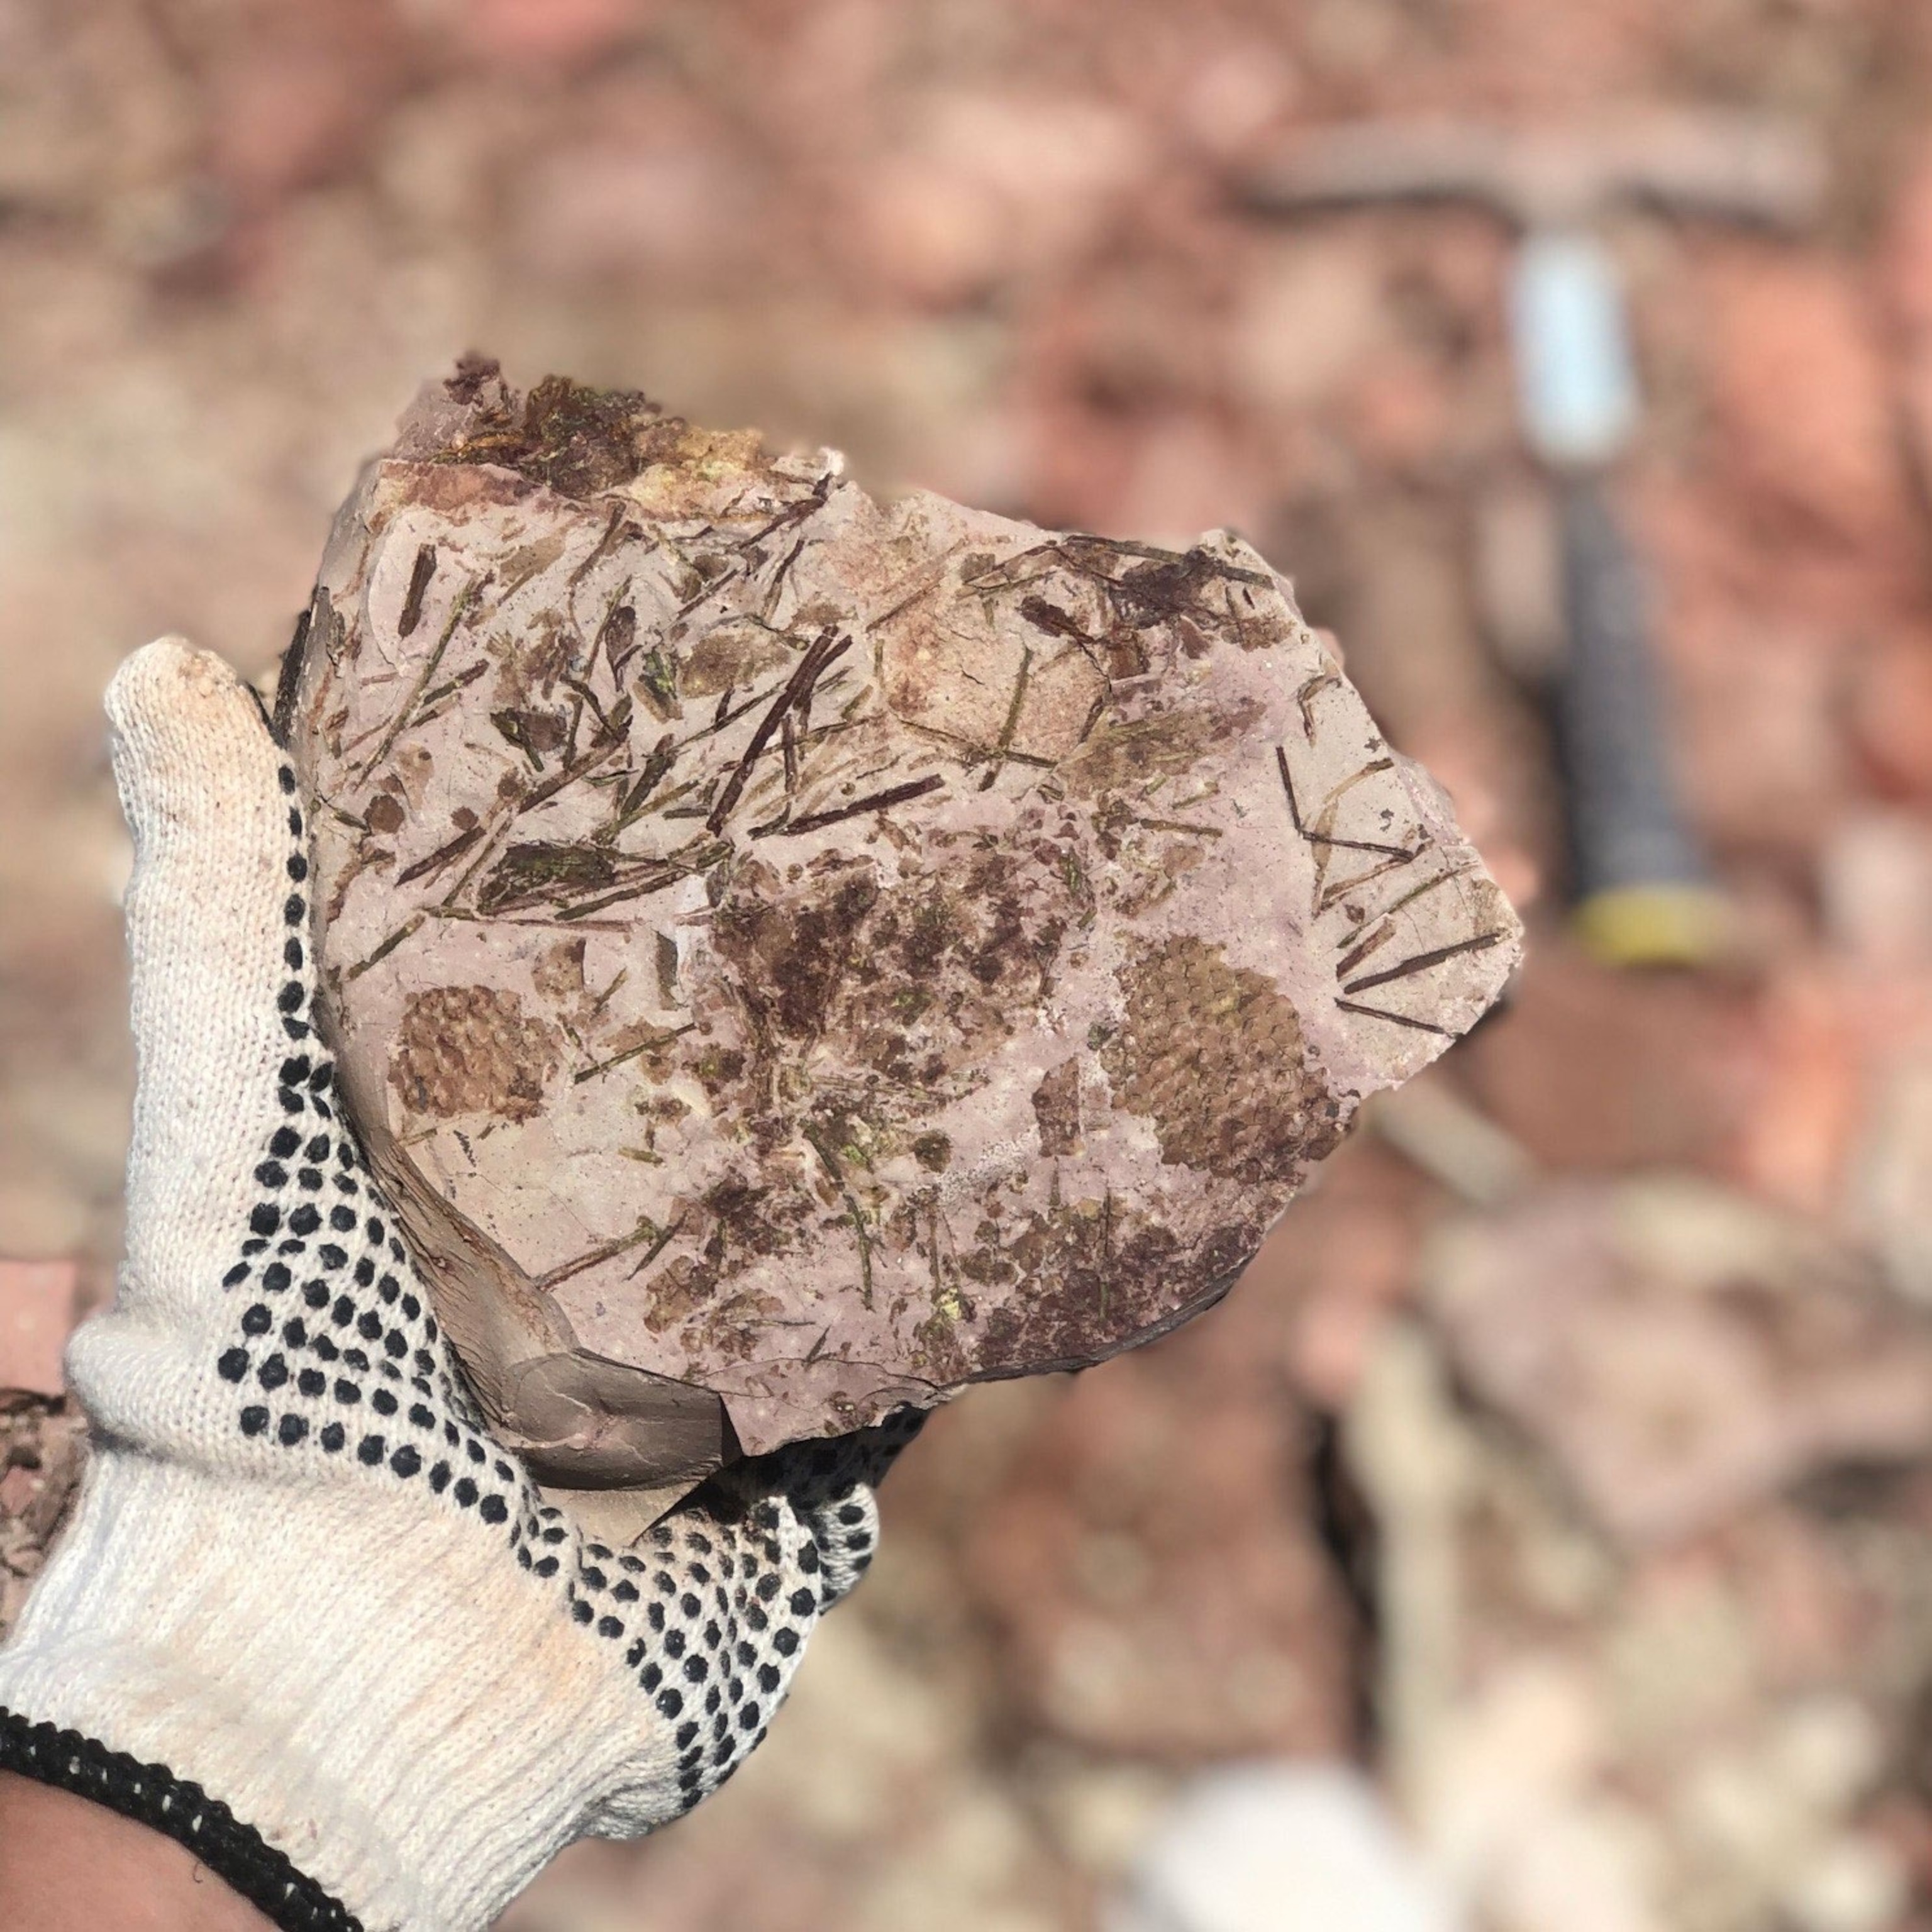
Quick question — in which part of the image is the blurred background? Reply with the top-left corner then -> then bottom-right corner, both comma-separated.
9,1 -> 1932,1928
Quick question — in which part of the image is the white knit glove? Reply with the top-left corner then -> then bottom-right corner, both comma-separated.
0,639 -> 919,1932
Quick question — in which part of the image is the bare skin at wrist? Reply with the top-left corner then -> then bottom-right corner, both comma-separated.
0,1772 -> 275,1931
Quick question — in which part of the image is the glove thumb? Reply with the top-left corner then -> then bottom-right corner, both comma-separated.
107,637 -> 314,1307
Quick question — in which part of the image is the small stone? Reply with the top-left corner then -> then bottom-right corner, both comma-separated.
1819,811 -> 1932,970
1423,1176 -> 1932,1546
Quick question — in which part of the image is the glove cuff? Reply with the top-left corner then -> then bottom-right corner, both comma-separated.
0,1451 -> 665,1932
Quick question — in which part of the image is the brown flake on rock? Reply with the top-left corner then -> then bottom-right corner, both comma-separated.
1031,1060 -> 1084,1157
291,364 -> 1520,1481
712,856 -> 883,1044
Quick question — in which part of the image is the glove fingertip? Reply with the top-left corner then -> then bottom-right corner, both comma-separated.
106,640 -> 282,827
109,638 -> 317,1285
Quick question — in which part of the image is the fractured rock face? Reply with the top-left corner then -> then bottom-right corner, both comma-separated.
287,363 -> 1520,1487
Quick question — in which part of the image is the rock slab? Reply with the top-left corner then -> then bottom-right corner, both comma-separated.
287,364 -> 1521,1486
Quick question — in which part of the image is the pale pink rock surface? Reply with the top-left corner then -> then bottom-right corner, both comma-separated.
290,366 -> 1520,1483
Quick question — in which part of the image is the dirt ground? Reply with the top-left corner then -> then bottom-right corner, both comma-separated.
11,1 -> 1932,1928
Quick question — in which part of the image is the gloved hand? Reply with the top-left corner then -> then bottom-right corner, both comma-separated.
0,639 -> 919,1932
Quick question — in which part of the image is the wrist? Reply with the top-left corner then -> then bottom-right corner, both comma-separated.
0,1768 -> 279,1932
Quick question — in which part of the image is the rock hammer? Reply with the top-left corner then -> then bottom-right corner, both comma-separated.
1240,113 -> 1826,965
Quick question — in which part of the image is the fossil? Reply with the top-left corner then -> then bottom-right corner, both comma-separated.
284,360 -> 1521,1499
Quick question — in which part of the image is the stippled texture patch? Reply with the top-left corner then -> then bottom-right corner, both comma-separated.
1101,936 -> 1346,1186
389,986 -> 561,1122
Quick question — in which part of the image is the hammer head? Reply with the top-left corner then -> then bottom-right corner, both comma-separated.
1238,109 -> 1826,233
